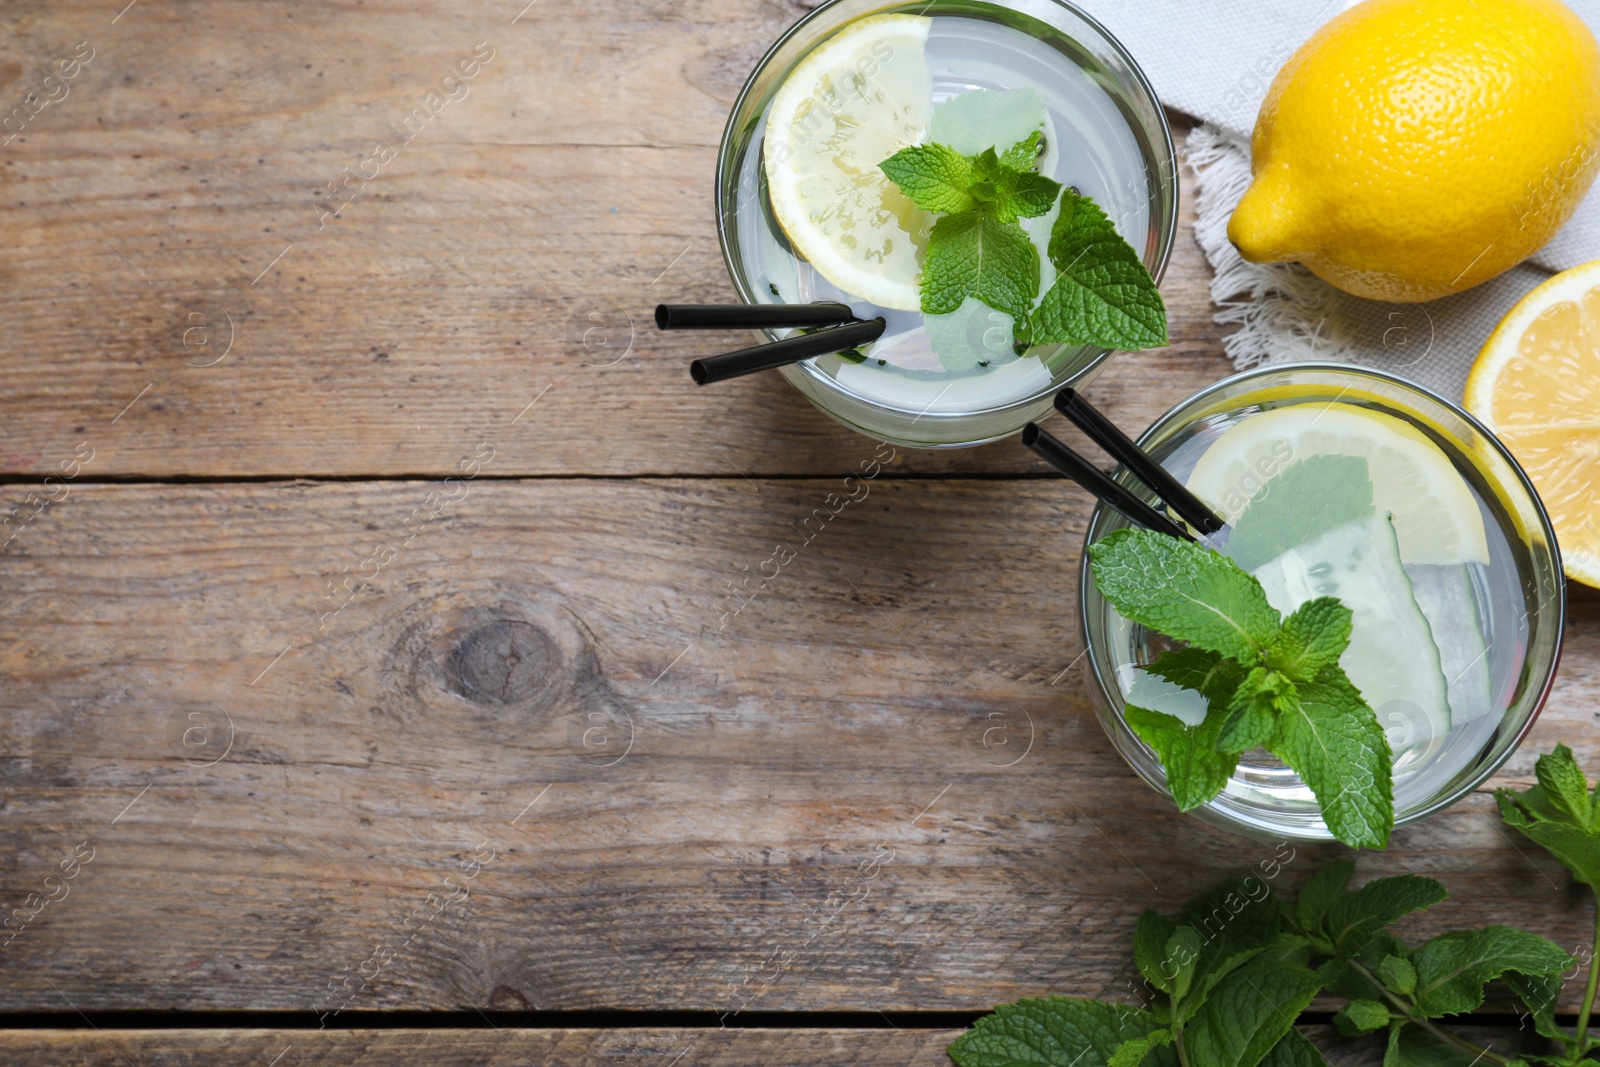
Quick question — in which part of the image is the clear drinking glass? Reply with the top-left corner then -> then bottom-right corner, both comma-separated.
1078,363 -> 1566,842
715,0 -> 1178,448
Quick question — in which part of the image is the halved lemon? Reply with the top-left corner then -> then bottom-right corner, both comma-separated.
762,14 -> 933,310
1186,402 -> 1490,566
1465,260 -> 1600,587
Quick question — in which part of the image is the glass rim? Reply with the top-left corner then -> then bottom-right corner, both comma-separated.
712,0 -> 1180,425
1075,360 -> 1568,834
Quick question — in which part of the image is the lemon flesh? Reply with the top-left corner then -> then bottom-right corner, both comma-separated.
762,14 -> 933,311
1186,402 -> 1490,566
1465,259 -> 1600,587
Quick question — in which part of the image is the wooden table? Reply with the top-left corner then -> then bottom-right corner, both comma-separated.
2,1 -> 1596,1063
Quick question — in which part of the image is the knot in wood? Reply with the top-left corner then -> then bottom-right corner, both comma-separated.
448,619 -> 560,707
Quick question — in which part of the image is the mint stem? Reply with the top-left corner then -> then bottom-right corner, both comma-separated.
1172,1027 -> 1192,1067
1574,894 -> 1600,1060
1348,960 -> 1512,1066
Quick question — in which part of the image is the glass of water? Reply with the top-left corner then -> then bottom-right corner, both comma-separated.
1079,363 -> 1566,842
715,0 -> 1178,448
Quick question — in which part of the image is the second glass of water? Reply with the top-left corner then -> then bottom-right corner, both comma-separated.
1079,363 -> 1566,842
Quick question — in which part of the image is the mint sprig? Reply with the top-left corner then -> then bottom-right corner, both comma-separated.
1497,745 -> 1600,1062
950,855 -> 1579,1067
881,133 -> 1059,326
878,122 -> 1166,353
1088,528 -> 1394,849
1498,743 -> 1600,887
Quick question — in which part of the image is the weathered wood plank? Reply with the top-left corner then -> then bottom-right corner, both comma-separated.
0,1025 -> 1543,1066
0,0 -> 1230,478
0,1028 -> 962,1067
1,479 -> 1595,1011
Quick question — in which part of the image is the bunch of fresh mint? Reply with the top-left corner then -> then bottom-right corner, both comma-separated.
1089,524 -> 1393,849
950,849 -> 1581,1067
879,132 -> 1167,352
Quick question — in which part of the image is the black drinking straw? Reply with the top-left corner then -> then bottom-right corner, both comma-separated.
1021,423 -> 1194,542
656,302 -> 856,330
689,318 -> 888,385
1055,388 -> 1226,535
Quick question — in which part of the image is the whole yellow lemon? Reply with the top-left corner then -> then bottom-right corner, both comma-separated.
1228,0 -> 1600,303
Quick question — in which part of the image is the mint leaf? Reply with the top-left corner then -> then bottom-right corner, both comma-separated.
924,296 -> 1018,374
1224,455 -> 1376,572
1089,528 -> 1281,664
930,88 -> 1045,156
1219,667 -> 1295,754
1501,969 -> 1568,1043
1133,909 -> 1178,993
1292,870 -> 1450,965
1269,669 -> 1394,849
1497,745 -> 1600,887
970,145 -> 1061,222
1126,706 -> 1238,812
1258,1029 -> 1328,1067
1142,647 -> 1246,698
1410,927 -> 1571,1018
1384,1023 -> 1483,1066
1164,927 -> 1202,1004
949,998 -> 1177,1067
1377,954 -> 1418,996
1185,937 -> 1322,1067
1333,999 -> 1390,1036
878,143 -> 976,214
1293,860 -> 1354,943
1498,795 -> 1600,887
997,171 -> 1063,221
1030,190 -> 1166,350
1384,1025 -> 1403,1067
1535,743 -> 1594,830
922,210 -> 1039,324
1109,1030 -> 1172,1067
1266,598 -> 1352,683
1000,129 -> 1043,171
1325,875 -> 1447,958
1176,877 -> 1284,1013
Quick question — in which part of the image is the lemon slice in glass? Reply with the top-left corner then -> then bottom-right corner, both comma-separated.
1186,402 -> 1490,566
762,14 -> 933,311
1466,259 -> 1600,587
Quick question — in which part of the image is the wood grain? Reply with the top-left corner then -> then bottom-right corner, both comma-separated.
4,0 -> 1599,1036
0,1026 -> 1542,1066
0,0 -> 1232,479
1,478 -> 1596,1012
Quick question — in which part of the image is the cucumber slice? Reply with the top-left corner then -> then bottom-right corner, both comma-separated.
1245,514 -> 1452,748
1403,563 -> 1494,727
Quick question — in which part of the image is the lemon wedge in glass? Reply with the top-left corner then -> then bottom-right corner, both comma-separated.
762,14 -> 933,311
1186,402 -> 1490,566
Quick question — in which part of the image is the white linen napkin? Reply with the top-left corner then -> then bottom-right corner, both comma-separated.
1083,0 -> 1600,397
